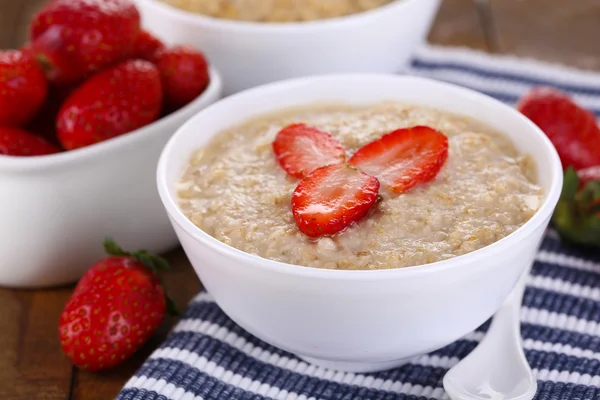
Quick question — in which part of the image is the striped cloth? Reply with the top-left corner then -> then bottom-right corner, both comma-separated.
117,45 -> 600,400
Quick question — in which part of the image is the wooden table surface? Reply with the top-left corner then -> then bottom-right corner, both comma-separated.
1,0 -> 599,399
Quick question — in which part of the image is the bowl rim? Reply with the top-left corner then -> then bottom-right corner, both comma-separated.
135,0 -> 431,31
157,74 -> 563,281
0,65 -> 222,172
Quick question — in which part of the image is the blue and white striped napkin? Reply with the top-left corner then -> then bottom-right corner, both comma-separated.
117,44 -> 600,400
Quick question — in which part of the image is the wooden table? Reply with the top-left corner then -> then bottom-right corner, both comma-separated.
1,0 -> 599,398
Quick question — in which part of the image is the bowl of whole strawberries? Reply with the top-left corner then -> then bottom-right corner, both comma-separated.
0,0 -> 222,288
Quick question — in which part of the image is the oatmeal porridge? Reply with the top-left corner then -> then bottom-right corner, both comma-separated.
159,0 -> 394,22
177,102 -> 543,270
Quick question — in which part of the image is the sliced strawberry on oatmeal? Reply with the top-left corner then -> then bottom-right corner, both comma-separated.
292,164 -> 380,238
348,126 -> 448,194
272,123 -> 346,179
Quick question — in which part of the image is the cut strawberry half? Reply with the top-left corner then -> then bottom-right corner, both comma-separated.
273,123 -> 346,179
348,126 -> 448,194
292,164 -> 380,238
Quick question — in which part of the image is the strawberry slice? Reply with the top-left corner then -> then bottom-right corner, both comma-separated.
517,86 -> 600,170
348,126 -> 448,194
292,164 -> 380,238
273,123 -> 346,179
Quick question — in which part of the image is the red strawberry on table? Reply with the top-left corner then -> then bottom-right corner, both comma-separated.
153,45 -> 210,110
30,0 -> 141,85
517,86 -> 600,170
59,239 -> 178,372
552,167 -> 600,248
134,30 -> 165,61
56,59 -> 163,150
292,164 -> 380,237
0,127 -> 60,156
273,123 -> 346,179
0,49 -> 48,127
578,166 -> 600,187
349,126 -> 449,194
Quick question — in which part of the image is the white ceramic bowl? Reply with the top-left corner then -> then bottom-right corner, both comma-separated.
0,66 -> 222,289
135,0 -> 441,95
157,74 -> 562,373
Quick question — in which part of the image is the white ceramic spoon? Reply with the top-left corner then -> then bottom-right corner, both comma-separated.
443,268 -> 537,400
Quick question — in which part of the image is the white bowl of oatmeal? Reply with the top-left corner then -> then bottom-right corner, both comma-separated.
134,0 -> 441,95
157,74 -> 562,372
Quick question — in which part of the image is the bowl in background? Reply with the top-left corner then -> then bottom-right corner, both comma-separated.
156,74 -> 562,373
0,66 -> 222,288
135,0 -> 441,95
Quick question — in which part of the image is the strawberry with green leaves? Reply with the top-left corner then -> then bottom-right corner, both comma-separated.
517,86 -> 600,247
30,0 -> 140,85
56,59 -> 163,150
552,167 -> 600,248
59,239 -> 178,372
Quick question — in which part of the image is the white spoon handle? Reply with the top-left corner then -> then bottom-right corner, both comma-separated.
443,266 -> 537,400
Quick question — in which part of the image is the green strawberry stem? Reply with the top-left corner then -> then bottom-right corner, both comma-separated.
551,167 -> 600,248
103,238 -> 180,316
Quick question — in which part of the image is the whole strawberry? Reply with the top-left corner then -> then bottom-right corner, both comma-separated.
59,239 -> 178,372
0,126 -> 60,156
0,50 -> 48,127
552,167 -> 600,248
154,45 -> 210,110
56,59 -> 163,150
517,86 -> 600,170
134,30 -> 165,61
30,0 -> 140,85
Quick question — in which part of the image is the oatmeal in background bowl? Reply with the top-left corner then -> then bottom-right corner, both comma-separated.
177,102 -> 543,271
158,0 -> 395,22
136,0 -> 440,94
